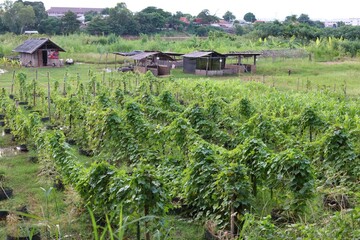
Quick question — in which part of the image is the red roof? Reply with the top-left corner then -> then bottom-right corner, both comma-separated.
179,17 -> 190,24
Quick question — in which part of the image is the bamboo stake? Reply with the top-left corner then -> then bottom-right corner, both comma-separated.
47,72 -> 51,121
11,71 -> 15,95
63,71 -> 67,95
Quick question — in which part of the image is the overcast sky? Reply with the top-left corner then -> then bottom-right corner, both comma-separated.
7,0 -> 360,21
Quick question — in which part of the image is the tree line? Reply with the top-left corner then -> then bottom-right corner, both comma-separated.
1,0 -> 360,41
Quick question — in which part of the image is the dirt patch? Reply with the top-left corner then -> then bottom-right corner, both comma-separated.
0,147 -> 23,158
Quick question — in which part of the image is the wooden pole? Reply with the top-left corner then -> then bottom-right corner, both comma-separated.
47,72 -> 51,120
33,79 -> 36,107
297,78 -> 300,91
115,54 -> 117,70
63,71 -> 67,95
11,71 -> 15,95
206,57 -> 209,76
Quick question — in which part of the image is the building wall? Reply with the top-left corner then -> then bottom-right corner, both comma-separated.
20,50 -> 63,68
20,53 -> 38,67
183,58 -> 197,73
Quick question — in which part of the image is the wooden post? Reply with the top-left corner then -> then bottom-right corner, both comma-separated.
206,57 -> 209,76
76,73 -> 80,91
230,201 -> 235,237
33,79 -> 36,107
63,71 -> 67,95
137,222 -> 141,240
115,54 -> 117,70
297,78 -> 300,91
144,205 -> 150,240
47,72 -> 51,121
11,71 -> 15,95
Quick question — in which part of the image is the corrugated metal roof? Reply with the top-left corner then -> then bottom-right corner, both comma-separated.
225,52 -> 261,57
113,50 -> 143,56
130,52 -> 159,60
182,51 -> 214,58
13,38 -> 65,54
47,7 -> 104,14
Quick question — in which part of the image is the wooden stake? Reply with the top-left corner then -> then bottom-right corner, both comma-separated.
47,72 -> 51,121
11,71 -> 15,95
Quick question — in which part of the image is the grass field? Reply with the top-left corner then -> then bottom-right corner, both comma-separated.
1,56 -> 360,95
1,48 -> 360,239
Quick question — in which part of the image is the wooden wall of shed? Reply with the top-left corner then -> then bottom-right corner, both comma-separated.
183,58 -> 196,73
158,65 -> 170,75
134,66 -> 147,74
20,53 -> 38,67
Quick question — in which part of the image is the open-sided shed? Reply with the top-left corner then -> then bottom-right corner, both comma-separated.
13,38 -> 65,67
225,52 -> 261,73
183,51 -> 227,75
129,51 -> 175,76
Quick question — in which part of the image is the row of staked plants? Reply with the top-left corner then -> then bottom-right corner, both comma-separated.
0,70 -> 359,239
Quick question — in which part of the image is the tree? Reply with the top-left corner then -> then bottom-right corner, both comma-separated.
223,11 -> 236,22
39,17 -> 62,35
284,14 -> 298,24
244,12 -> 256,23
3,1 -> 35,33
135,7 -> 169,34
61,11 -> 80,35
23,1 -> 48,28
297,14 -> 311,24
235,25 -> 244,36
86,15 -> 109,35
107,2 -> 139,35
84,10 -> 99,22
197,9 -> 219,24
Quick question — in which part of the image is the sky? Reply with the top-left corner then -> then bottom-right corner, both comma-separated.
4,0 -> 359,21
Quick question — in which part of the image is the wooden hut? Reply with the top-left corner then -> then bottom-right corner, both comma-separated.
13,38 -> 65,67
182,51 -> 227,76
224,52 -> 261,73
130,51 -> 175,76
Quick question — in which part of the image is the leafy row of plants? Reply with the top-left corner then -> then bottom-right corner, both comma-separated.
1,69 -> 359,239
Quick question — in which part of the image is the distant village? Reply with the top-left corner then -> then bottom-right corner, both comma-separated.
46,6 -> 360,31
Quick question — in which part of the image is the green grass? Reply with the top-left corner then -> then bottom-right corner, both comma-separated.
2,56 -> 360,97
0,130 -> 89,239
255,57 -> 360,95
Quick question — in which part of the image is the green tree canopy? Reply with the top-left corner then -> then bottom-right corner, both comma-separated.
86,15 -> 110,35
297,14 -> 311,24
3,1 -> 35,34
61,11 -> 80,35
197,9 -> 219,24
39,16 -> 62,35
107,2 -> 139,35
23,1 -> 48,28
223,10 -> 236,22
244,12 -> 256,23
134,7 -> 171,34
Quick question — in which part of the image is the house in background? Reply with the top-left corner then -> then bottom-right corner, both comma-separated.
47,7 -> 105,23
13,38 -> 66,67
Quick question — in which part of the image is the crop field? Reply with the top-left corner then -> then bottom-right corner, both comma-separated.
0,34 -> 360,240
